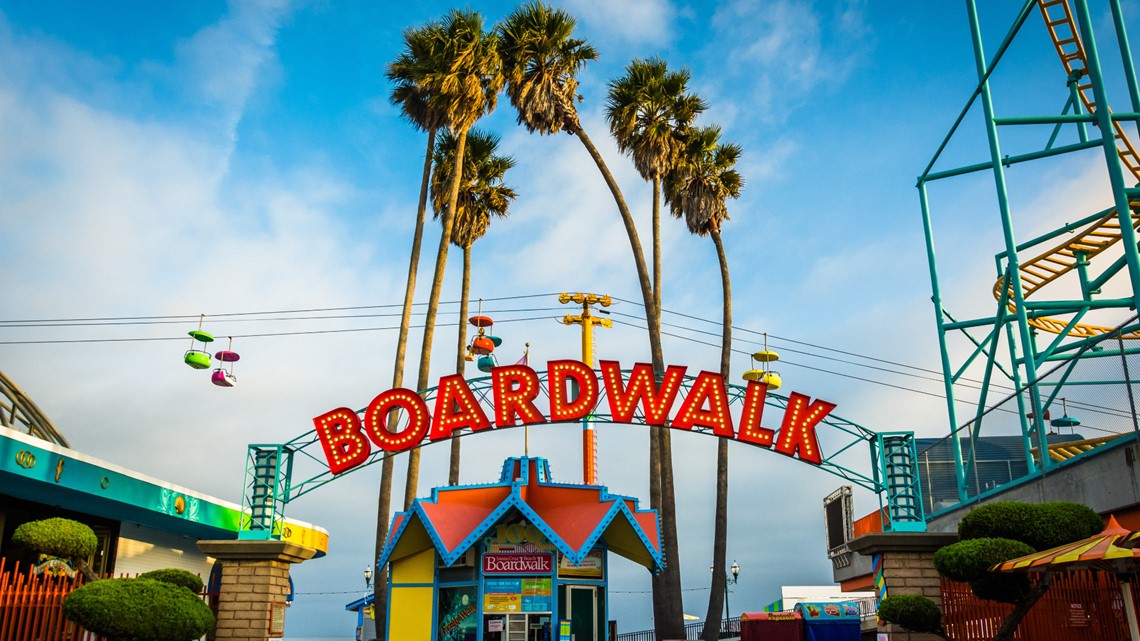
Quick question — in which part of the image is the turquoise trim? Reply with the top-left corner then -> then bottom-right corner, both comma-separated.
379,457 -> 663,572
1,427 -> 324,554
1,428 -> 240,537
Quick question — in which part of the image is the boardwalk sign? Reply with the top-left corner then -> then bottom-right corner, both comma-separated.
313,359 -> 836,475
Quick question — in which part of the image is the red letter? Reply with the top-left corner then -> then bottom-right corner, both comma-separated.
313,408 -> 370,474
773,392 -> 835,464
493,365 -> 547,428
431,374 -> 492,441
671,370 -> 734,437
363,389 -> 431,452
547,359 -> 598,422
600,361 -> 686,425
736,381 -> 775,447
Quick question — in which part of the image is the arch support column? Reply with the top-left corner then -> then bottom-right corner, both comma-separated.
197,540 -> 318,641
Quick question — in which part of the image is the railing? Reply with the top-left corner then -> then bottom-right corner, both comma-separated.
941,570 -> 1139,641
0,558 -> 92,641
0,557 -> 217,641
615,617 -> 741,641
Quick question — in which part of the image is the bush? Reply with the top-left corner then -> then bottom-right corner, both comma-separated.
12,518 -> 97,560
957,502 -> 1103,550
878,594 -> 942,632
969,572 -> 1032,604
957,503 -> 1037,545
138,568 -> 203,593
935,537 -> 1035,582
63,578 -> 214,641
1033,502 -> 1103,549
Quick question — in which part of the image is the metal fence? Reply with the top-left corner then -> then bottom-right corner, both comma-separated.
921,312 -> 1140,514
941,570 -> 1138,641
615,617 -> 741,641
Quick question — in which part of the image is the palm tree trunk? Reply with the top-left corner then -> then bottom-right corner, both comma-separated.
373,127 -> 435,632
571,125 -> 684,641
701,227 -> 732,641
405,127 -> 468,510
652,176 -> 662,318
449,244 -> 472,486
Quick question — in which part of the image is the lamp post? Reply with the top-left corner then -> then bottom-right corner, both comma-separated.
364,565 -> 373,590
710,560 -> 741,622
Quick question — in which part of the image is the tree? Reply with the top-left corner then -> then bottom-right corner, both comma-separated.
664,125 -> 742,641
606,57 -> 705,313
12,517 -> 99,581
403,8 -> 503,510
878,501 -> 1104,641
63,572 -> 215,641
497,4 -> 684,636
430,128 -> 517,485
372,21 -> 451,629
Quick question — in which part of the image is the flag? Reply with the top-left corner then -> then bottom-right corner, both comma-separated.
516,352 -> 528,366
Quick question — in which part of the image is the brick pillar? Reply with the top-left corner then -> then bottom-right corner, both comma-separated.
197,540 -> 318,641
849,532 -> 957,641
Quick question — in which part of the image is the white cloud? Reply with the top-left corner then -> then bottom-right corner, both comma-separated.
707,0 -> 872,121
561,0 -> 676,46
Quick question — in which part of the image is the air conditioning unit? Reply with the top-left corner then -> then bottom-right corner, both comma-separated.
439,548 -> 476,568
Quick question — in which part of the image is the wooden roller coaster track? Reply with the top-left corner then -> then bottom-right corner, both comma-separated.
0,369 -> 68,447
989,1 -> 1140,340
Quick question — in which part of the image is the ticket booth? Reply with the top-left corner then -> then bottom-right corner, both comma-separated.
378,457 -> 662,641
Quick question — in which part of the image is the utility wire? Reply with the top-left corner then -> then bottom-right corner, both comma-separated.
0,292 -> 559,325
4,292 -> 1135,433
0,306 -> 566,329
0,316 -> 559,345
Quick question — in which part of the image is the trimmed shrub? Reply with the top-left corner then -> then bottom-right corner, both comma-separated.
138,568 -> 203,593
957,502 -> 1104,551
12,518 -> 97,560
878,594 -> 942,633
957,502 -> 1037,544
63,578 -> 214,641
1033,502 -> 1103,549
934,537 -> 1035,582
970,572 -> 1032,604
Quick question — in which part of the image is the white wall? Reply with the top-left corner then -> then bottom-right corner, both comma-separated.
112,522 -> 215,579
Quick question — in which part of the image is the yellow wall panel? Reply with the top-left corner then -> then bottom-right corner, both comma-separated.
389,586 -> 434,641
392,547 -> 436,584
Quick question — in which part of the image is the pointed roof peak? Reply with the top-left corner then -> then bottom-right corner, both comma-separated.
499,456 -> 551,484
378,457 -> 662,572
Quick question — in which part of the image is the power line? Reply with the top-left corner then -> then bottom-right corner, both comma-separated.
0,314 -> 560,344
0,292 -> 559,325
0,306 -> 566,329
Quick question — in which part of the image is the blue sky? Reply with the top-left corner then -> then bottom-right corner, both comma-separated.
2,0 -> 1138,637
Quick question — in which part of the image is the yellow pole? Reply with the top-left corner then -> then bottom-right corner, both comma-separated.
559,293 -> 612,485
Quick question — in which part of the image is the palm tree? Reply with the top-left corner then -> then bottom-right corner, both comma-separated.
497,4 -> 685,638
606,57 -> 705,314
404,9 -> 503,511
430,128 -> 517,486
371,21 -> 450,632
664,125 -> 743,641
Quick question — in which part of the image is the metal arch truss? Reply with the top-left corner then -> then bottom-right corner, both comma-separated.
239,370 -> 926,539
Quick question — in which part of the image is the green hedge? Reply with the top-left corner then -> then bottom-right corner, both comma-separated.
63,578 -> 214,641
957,502 -> 1102,550
878,594 -> 942,632
138,568 -> 204,593
12,518 -> 97,560
934,537 -> 1035,582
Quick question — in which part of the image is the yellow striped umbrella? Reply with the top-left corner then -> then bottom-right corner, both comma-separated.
993,516 -> 1140,574
992,515 -> 1140,640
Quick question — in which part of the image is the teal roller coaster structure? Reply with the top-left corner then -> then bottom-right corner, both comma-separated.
920,0 -> 1140,512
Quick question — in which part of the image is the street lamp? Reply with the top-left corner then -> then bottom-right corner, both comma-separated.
711,560 -> 741,622
364,565 -> 373,590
